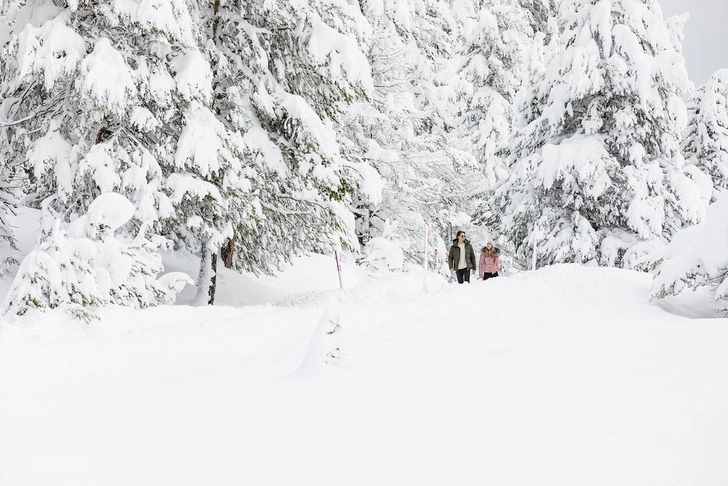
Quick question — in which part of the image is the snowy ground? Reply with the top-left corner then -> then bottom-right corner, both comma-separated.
1,222 -> 727,485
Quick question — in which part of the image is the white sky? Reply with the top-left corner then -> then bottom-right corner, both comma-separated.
659,0 -> 728,85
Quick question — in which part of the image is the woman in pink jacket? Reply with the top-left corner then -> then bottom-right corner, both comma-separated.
478,241 -> 501,280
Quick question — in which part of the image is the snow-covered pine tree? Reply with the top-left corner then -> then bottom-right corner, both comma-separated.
343,0 -> 474,266
0,138 -> 18,265
1,2 -> 171,227
492,0 -> 711,270
0,1 -> 25,256
683,69 -> 728,194
651,191 -> 728,314
0,1 -> 261,305
5,193 -> 191,320
456,0 -> 537,188
518,0 -> 557,36
196,0 -> 373,275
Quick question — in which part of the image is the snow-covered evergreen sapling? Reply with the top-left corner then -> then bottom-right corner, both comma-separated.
683,69 -> 728,194
5,194 -> 192,320
294,298 -> 350,378
651,191 -> 728,314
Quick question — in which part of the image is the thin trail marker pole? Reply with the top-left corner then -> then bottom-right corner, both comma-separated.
334,250 -> 343,289
423,223 -> 430,293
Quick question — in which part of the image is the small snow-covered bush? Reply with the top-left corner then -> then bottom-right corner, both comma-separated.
362,236 -> 405,272
0,256 -> 19,277
651,192 -> 728,312
5,194 -> 192,319
356,220 -> 405,272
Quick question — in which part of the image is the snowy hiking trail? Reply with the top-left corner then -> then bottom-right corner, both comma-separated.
1,258 -> 728,486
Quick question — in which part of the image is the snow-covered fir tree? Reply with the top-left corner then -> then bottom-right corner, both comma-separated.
0,2 -> 23,256
0,0 -> 244,305
456,0 -> 543,188
651,191 -> 728,314
490,0 -> 712,270
518,0 -> 557,36
683,69 -> 728,194
0,138 -> 17,256
5,193 -> 191,320
343,0 -> 474,266
0,0 -> 374,306
197,0 -> 373,276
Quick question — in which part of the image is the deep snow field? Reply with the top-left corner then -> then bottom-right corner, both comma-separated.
0,216 -> 727,485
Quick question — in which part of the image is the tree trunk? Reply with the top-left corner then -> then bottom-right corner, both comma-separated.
195,250 -> 218,305
221,230 -> 236,269
212,0 -> 222,42
210,0 -> 232,275
209,252 -> 217,305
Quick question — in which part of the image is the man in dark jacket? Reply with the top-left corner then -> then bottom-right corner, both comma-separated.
448,230 -> 477,284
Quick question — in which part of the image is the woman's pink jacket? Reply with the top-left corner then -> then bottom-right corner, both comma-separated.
478,253 -> 500,275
